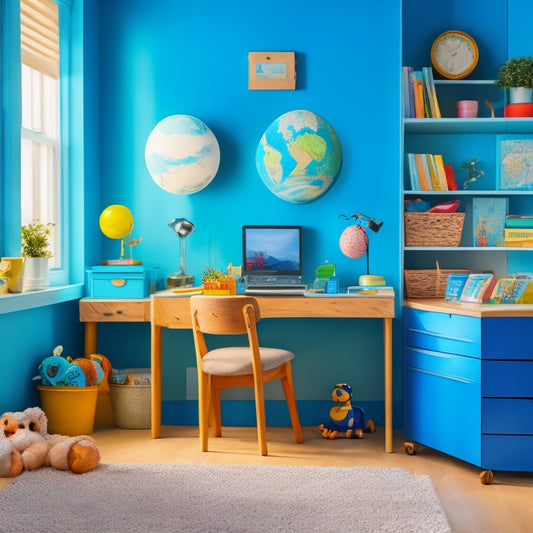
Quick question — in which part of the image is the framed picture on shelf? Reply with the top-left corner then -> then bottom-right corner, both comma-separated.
497,135 -> 533,190
248,52 -> 296,90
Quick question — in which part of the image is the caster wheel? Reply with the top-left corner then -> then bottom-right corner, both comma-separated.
480,470 -> 494,485
404,441 -> 417,456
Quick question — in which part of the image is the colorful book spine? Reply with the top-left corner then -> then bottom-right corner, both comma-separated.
422,66 -> 441,119
415,153 -> 431,190
425,154 -> 442,190
444,164 -> 458,190
406,153 -> 420,190
433,154 -> 448,191
504,228 -> 533,247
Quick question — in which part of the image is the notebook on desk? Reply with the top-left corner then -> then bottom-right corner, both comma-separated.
242,225 -> 307,295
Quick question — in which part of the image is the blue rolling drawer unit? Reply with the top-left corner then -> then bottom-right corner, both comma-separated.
403,305 -> 533,483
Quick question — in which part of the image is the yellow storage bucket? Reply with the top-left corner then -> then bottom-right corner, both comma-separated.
38,385 -> 99,435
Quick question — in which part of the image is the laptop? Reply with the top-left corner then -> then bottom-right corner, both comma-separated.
242,225 -> 307,295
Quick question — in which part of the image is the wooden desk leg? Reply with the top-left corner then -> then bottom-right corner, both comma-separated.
84,322 -> 98,356
151,322 -> 162,438
384,317 -> 393,453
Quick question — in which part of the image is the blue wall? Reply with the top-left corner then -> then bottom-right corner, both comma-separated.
93,0 -> 403,426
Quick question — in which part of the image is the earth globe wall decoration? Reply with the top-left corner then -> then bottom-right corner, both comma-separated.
256,109 -> 343,204
145,114 -> 220,195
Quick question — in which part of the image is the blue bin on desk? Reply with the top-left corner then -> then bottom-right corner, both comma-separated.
86,265 -> 158,298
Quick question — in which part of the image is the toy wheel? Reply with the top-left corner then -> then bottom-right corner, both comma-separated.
480,470 -> 494,485
404,441 -> 418,455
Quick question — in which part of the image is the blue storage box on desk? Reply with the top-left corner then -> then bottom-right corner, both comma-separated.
86,266 -> 158,298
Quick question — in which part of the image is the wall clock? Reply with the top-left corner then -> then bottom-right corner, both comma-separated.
431,30 -> 479,79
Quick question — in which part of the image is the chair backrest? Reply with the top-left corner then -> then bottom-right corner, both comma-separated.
190,295 -> 261,336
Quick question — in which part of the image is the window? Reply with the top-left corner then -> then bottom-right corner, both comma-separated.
20,0 -> 61,267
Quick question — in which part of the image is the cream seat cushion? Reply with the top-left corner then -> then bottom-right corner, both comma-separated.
201,347 -> 295,376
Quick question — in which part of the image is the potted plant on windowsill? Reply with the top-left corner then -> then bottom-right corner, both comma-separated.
21,220 -> 54,290
497,56 -> 533,114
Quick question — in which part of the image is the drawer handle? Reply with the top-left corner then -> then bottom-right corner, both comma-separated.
408,327 -> 475,344
111,279 -> 126,287
405,364 -> 475,384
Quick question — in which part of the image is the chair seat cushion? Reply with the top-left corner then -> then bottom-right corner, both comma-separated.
201,347 -> 294,376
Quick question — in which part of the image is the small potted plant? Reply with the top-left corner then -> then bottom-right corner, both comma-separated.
21,220 -> 54,290
201,266 -> 236,295
497,56 -> 533,106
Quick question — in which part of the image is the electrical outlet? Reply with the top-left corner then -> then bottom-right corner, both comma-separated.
186,367 -> 198,400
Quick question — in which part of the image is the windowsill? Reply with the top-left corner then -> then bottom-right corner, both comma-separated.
0,283 -> 84,315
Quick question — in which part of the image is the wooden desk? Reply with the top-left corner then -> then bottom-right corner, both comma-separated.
80,291 -> 395,452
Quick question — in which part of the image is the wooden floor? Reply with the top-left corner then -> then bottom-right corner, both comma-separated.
2,425 -> 532,532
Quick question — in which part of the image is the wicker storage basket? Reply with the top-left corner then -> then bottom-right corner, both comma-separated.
110,383 -> 151,429
404,263 -> 472,298
404,212 -> 465,247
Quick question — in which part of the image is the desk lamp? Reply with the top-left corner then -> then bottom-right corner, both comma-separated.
167,217 -> 194,288
339,212 -> 385,286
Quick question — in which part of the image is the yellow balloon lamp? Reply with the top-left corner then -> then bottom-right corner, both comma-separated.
99,205 -> 141,265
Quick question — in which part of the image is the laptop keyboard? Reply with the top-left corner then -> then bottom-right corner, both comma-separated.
245,285 -> 307,295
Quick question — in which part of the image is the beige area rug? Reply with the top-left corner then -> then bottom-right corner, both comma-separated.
0,463 -> 450,532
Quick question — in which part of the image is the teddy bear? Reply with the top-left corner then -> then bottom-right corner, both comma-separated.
318,383 -> 376,439
0,432 -> 23,478
1,406 -> 101,476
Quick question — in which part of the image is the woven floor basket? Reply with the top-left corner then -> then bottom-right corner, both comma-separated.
110,383 -> 151,429
405,265 -> 471,298
404,212 -> 465,247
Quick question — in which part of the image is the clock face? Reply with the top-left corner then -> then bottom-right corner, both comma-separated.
431,31 -> 478,79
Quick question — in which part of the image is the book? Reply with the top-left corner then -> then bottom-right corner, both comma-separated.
505,215 -> 533,228
433,154 -> 448,190
415,153 -> 431,190
426,154 -> 442,190
444,164 -> 458,190
489,274 -> 533,304
422,66 -> 441,119
489,278 -> 516,304
412,71 -> 425,118
406,153 -> 420,190
460,273 -> 496,303
504,228 -> 533,247
472,197 -> 508,247
445,273 -> 470,302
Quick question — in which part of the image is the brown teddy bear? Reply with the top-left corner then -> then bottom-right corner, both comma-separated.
1,407 -> 101,476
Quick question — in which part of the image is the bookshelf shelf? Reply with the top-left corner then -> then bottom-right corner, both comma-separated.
404,246 -> 533,252
404,190 -> 533,196
404,117 -> 533,134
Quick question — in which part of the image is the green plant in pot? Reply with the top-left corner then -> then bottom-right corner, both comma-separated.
21,220 -> 54,290
497,56 -> 533,106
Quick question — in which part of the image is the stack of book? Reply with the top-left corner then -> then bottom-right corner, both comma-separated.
402,66 -> 441,119
504,215 -> 533,247
489,273 -> 533,304
406,153 -> 458,191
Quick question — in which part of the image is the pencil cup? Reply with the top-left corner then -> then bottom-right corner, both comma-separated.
456,100 -> 478,118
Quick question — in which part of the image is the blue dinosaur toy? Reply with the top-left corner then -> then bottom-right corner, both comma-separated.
318,383 -> 375,439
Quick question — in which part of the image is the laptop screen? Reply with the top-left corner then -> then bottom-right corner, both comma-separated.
242,225 -> 303,281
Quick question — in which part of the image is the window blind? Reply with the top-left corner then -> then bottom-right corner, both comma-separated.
20,0 -> 59,80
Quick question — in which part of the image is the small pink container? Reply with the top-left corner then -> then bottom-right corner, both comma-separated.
456,100 -> 478,118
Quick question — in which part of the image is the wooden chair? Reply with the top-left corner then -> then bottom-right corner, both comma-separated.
189,295 -> 304,456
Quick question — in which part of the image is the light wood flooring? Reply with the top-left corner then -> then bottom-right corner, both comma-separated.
2,425 -> 532,532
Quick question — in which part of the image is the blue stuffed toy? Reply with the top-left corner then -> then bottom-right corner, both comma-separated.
318,383 -> 375,439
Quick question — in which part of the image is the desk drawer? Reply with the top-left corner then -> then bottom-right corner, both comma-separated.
483,361 -> 533,397
482,435 -> 533,471
404,307 -> 481,357
483,317 -> 533,360
483,399 -> 533,434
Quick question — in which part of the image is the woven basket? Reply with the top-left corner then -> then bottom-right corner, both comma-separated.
404,212 -> 465,247
404,263 -> 472,298
109,383 -> 151,429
